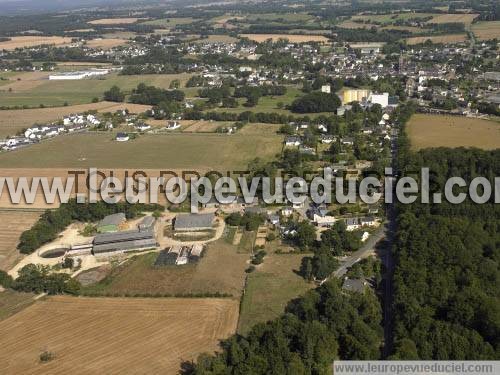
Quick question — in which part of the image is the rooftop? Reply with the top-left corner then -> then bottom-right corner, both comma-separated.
174,213 -> 215,231
98,213 -> 126,228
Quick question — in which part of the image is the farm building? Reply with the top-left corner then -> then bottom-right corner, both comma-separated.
93,230 -> 156,255
138,216 -> 156,232
174,213 -> 215,232
97,213 -> 126,233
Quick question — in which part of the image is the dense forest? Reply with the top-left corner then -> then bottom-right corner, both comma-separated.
390,132 -> 500,359
190,280 -> 382,374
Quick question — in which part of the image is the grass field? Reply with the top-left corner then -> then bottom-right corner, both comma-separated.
0,290 -> 35,321
0,36 -> 72,51
240,34 -> 329,43
238,252 -> 312,334
0,132 -> 283,170
472,21 -> 500,41
0,211 -> 41,270
0,296 -> 238,374
81,239 -> 249,297
407,114 -> 500,150
141,17 -> 197,27
212,86 -> 303,115
406,34 -> 467,45
0,73 -> 193,107
0,101 -> 151,138
246,13 -> 314,23
88,18 -> 142,25
194,35 -> 239,44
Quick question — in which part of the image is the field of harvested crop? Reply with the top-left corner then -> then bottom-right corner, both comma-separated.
0,101 -> 151,138
0,36 -> 72,50
429,13 -> 478,25
407,114 -> 500,150
406,34 -> 467,45
0,296 -> 238,374
238,251 -> 312,334
85,38 -> 129,49
0,211 -> 41,270
0,73 -> 193,107
81,239 -> 249,297
240,34 -> 329,43
0,132 -> 283,170
472,21 -> 500,41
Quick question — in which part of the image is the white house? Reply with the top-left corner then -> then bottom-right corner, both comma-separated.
115,133 -> 130,142
166,121 -> 181,130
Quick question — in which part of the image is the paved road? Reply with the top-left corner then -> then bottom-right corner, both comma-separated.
333,225 -> 387,278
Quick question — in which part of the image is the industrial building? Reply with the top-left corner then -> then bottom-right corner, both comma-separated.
92,230 -> 157,255
48,69 -> 110,80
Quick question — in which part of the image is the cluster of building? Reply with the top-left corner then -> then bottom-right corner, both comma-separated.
48,68 -> 111,80
68,214 -> 157,257
155,244 -> 204,266
1,113 -> 101,151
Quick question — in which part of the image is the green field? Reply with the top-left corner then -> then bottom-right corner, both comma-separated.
212,86 -> 317,115
141,17 -> 197,27
0,131 -> 284,170
238,252 -> 312,334
0,73 -> 192,108
246,13 -> 314,23
352,12 -> 437,25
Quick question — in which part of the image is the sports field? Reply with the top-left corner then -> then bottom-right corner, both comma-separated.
0,296 -> 238,374
0,73 -> 192,107
0,102 -> 151,138
0,211 -> 41,270
407,114 -> 500,150
0,132 -> 283,170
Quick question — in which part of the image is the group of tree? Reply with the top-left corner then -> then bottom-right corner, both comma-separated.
191,280 -> 383,373
225,212 -> 266,231
129,83 -> 185,105
103,85 -> 125,102
290,92 -> 341,113
0,264 -> 80,295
